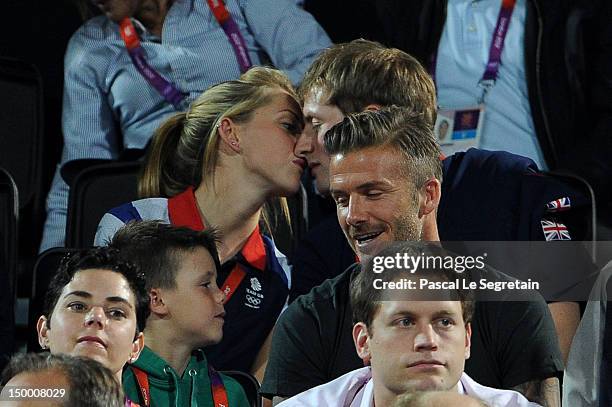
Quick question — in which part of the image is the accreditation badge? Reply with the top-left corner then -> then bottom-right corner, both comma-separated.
436,105 -> 485,156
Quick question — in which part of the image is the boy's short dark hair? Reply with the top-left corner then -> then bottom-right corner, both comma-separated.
350,242 -> 474,332
299,39 -> 437,126
43,247 -> 149,334
1,352 -> 124,407
107,220 -> 221,291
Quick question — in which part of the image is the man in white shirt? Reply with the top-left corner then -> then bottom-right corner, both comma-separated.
279,242 -> 541,407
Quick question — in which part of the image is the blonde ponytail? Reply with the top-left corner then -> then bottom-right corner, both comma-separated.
138,112 -> 190,198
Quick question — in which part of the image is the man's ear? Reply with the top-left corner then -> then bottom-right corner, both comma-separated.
352,322 -> 372,364
129,332 -> 145,364
464,323 -> 472,360
36,315 -> 50,350
217,117 -> 241,153
418,178 -> 441,217
149,288 -> 169,316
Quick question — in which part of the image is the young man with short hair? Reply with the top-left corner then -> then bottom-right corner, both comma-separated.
278,242 -> 539,406
297,38 -> 437,199
108,220 -> 249,407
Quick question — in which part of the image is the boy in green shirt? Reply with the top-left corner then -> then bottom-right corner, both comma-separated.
107,220 -> 249,407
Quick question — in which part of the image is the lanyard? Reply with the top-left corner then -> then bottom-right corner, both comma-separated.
478,0 -> 516,102
206,0 -> 253,73
431,0 -> 517,104
133,367 -> 152,407
132,365 -> 229,407
208,364 -> 230,407
221,264 -> 247,303
119,18 -> 186,109
119,0 -> 253,108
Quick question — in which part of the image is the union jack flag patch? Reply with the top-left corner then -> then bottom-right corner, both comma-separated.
546,197 -> 571,212
541,219 -> 572,241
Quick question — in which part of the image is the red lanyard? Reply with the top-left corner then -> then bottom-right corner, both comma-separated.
132,365 -> 229,407
133,367 -> 152,407
119,0 -> 252,107
221,264 -> 247,303
205,0 -> 252,72
119,18 -> 186,108
208,365 -> 230,407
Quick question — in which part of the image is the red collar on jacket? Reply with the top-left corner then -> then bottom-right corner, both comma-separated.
168,186 -> 267,271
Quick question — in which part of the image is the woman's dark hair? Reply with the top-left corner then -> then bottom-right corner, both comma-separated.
42,247 -> 150,334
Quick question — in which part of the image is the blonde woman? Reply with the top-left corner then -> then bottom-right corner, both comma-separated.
40,0 -> 331,252
95,67 -> 306,379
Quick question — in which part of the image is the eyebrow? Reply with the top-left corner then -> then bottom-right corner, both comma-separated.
355,181 -> 390,190
390,310 -> 417,319
389,310 -> 459,319
432,310 -> 459,319
279,108 -> 302,122
330,180 -> 390,195
201,270 -> 216,279
64,291 -> 133,309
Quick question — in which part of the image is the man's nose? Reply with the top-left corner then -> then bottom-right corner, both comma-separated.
413,325 -> 439,352
345,196 -> 368,226
294,126 -> 315,158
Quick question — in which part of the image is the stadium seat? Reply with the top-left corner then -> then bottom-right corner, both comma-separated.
65,161 -> 142,248
64,159 -> 308,258
27,247 -> 79,352
220,370 -> 262,407
0,57 -> 45,252
0,167 -> 18,369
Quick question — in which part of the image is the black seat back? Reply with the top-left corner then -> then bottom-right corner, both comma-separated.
27,247 -> 79,352
0,167 -> 18,369
0,58 -> 44,212
66,161 -> 142,248
220,370 -> 262,407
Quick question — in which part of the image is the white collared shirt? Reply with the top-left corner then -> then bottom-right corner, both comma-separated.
278,367 -> 541,407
